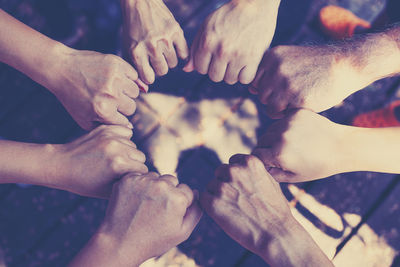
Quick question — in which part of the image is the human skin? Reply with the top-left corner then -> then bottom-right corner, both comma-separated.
121,0 -> 188,84
0,9 -> 148,130
253,109 -> 400,182
201,154 -> 333,267
0,125 -> 148,198
251,25 -> 400,118
183,0 -> 280,85
69,172 -> 203,267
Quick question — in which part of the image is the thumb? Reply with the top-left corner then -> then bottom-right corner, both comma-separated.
181,195 -> 203,235
183,58 -> 194,72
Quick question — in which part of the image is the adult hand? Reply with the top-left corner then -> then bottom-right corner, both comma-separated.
121,0 -> 188,84
201,153 -> 333,267
184,0 -> 280,84
51,125 -> 148,198
51,49 -> 147,130
252,109 -> 350,182
71,172 -> 202,267
250,45 -> 370,119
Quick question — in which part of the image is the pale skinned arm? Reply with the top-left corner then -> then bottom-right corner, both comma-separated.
253,109 -> 400,183
0,125 -> 148,198
251,25 -> 400,118
0,9 -> 147,130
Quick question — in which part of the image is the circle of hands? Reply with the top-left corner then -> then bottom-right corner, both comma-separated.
42,0 -> 387,265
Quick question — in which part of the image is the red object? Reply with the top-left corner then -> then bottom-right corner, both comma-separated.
319,5 -> 371,39
352,101 -> 400,128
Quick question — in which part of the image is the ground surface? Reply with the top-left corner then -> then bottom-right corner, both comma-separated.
0,0 -> 399,266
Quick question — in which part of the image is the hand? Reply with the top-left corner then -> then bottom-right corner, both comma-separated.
200,154 -> 292,256
50,49 -> 148,130
184,0 -> 280,84
51,125 -> 148,198
121,0 -> 188,84
252,109 -> 350,182
74,172 -> 202,266
201,154 -> 333,267
250,45 -> 368,118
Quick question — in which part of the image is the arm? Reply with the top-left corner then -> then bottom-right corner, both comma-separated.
69,172 -> 202,267
0,125 -> 148,198
251,24 -> 400,118
0,9 -> 146,130
253,109 -> 400,183
184,0 -> 281,85
200,154 -> 332,267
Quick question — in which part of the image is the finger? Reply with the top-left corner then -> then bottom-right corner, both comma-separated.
159,174 -> 179,187
131,48 -> 155,84
120,79 -> 140,99
181,200 -> 203,236
250,68 -> 265,91
265,91 -> 288,119
258,72 -> 276,105
268,167 -> 295,182
163,42 -> 179,68
99,109 -> 133,129
238,64 -> 258,85
214,164 -> 230,182
194,50 -> 212,75
120,60 -> 139,81
228,154 -> 251,165
183,33 -> 200,72
117,97 -> 137,116
176,183 -> 194,206
173,31 -> 189,60
251,148 -> 279,168
96,124 -> 133,139
135,78 -> 149,93
126,147 -> 146,163
224,62 -> 242,85
116,158 -> 148,175
149,51 -> 169,76
208,56 -> 227,83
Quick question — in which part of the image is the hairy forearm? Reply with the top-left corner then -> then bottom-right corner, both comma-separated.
342,126 -> 400,174
259,218 -> 333,267
0,9 -> 70,93
340,25 -> 400,85
0,140 -> 58,186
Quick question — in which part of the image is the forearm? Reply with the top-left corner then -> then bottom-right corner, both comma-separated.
69,231 -> 142,267
0,140 -> 59,186
259,218 -> 333,267
0,9 -> 70,93
341,25 -> 400,86
342,126 -> 400,174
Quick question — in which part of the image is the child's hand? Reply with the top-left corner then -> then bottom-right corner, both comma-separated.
71,172 -> 202,266
252,109 -> 350,182
51,125 -> 148,198
50,49 -> 148,130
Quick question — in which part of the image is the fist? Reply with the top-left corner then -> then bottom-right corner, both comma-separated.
98,172 -> 202,265
122,0 -> 188,84
184,0 -> 279,85
53,49 -> 147,130
251,45 -> 364,118
52,125 -> 148,198
252,109 -> 349,182
201,154 -> 292,256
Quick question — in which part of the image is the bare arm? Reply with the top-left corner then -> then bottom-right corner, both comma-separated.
251,24 -> 400,118
0,9 -> 146,130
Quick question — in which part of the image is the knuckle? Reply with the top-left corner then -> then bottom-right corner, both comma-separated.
146,41 -> 158,56
170,193 -> 187,207
151,179 -> 170,193
93,97 -> 112,118
110,156 -> 126,172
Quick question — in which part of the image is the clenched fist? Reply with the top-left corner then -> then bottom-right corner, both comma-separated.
70,172 -> 202,267
51,125 -> 148,198
121,0 -> 188,84
184,0 -> 280,85
252,109 -> 350,182
51,49 -> 147,130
